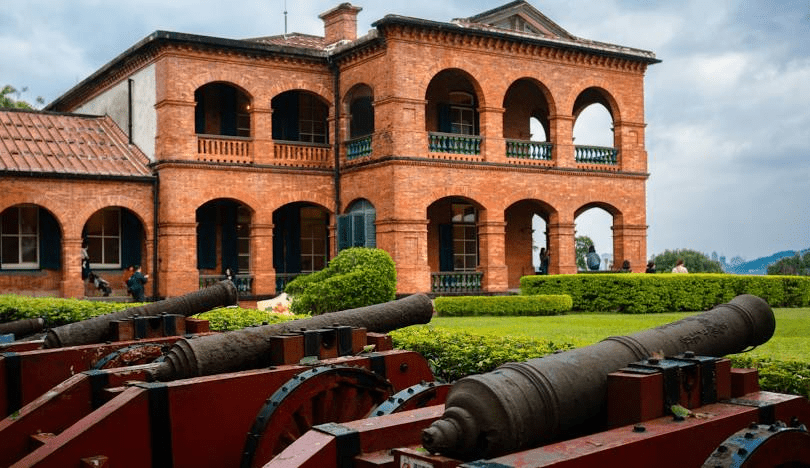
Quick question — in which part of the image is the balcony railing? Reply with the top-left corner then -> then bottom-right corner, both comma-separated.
506,140 -> 552,161
197,135 -> 252,163
428,132 -> 482,155
346,135 -> 372,160
275,272 -> 301,293
273,141 -> 332,168
431,271 -> 484,293
574,145 -> 618,165
199,274 -> 253,294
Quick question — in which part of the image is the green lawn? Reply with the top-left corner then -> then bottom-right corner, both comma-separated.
423,308 -> 810,362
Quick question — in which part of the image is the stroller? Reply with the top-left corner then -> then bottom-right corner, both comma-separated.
87,271 -> 112,297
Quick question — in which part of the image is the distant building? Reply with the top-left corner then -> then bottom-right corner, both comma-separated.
0,1 -> 658,299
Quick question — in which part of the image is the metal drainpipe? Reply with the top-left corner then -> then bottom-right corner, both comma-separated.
330,58 -> 341,218
152,172 -> 159,300
127,79 -> 134,144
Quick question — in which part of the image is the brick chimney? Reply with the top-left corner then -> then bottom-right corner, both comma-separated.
319,3 -> 362,45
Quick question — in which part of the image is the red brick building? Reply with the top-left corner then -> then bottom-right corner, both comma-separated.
0,1 -> 658,299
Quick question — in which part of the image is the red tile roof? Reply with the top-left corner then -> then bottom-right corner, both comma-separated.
0,109 -> 152,178
247,33 -> 327,50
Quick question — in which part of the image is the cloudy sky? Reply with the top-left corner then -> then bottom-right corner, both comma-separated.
4,0 -> 809,262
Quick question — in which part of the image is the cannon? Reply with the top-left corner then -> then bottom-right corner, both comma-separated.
43,280 -> 238,348
150,292 -> 434,381
0,317 -> 45,340
421,294 -> 778,460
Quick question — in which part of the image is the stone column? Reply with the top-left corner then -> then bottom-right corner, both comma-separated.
157,222 -> 199,297
478,106 -> 505,163
478,219 -> 508,292
549,114 -> 575,168
61,237 -> 85,299
612,224 -> 647,273
250,223 -> 275,296
547,222 -> 577,274
375,218 -> 430,294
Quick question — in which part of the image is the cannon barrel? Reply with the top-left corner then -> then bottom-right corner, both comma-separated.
43,281 -> 238,348
421,294 -> 776,460
0,317 -> 45,339
150,293 -> 434,381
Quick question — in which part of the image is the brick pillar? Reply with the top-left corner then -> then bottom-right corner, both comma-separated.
376,218 -> 430,294
479,106 -> 505,163
478,220 -> 508,292
612,224 -> 647,273
250,222 -> 275,296
547,222 -> 576,274
549,114 -> 575,168
613,120 -> 648,173
252,106 -> 274,165
157,222 -> 198,297
61,237 -> 85,299
155,100 -> 196,162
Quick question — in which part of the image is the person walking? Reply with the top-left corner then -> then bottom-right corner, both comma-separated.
671,259 -> 688,273
127,265 -> 149,302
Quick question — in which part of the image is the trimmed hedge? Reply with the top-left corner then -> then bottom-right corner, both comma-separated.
520,273 -> 810,313
285,247 -> 397,315
195,307 -> 306,331
434,294 -> 572,317
0,294 -> 133,327
392,327 -> 810,397
390,326 -> 575,382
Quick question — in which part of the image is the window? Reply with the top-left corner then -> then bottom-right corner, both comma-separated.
299,93 -> 328,144
85,208 -> 121,268
236,206 -> 251,272
300,207 -> 328,273
449,91 -> 475,135
338,200 -> 376,252
451,203 -> 477,271
1,205 -> 38,269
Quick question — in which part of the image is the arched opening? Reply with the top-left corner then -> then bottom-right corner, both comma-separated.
1,204 -> 62,296
197,199 -> 253,292
347,85 -> 374,139
272,90 -> 330,144
82,206 -> 146,297
505,200 -> 553,287
426,197 -> 484,292
503,79 -> 553,161
425,69 -> 482,155
272,202 -> 330,290
338,199 -> 376,251
573,87 -> 618,165
194,82 -> 251,137
574,207 -> 614,271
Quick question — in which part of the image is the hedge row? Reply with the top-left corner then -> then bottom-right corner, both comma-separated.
434,294 -> 572,317
0,294 -> 133,327
391,327 -> 810,398
520,274 -> 810,313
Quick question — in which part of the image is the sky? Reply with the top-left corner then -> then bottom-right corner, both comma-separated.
3,0 -> 810,263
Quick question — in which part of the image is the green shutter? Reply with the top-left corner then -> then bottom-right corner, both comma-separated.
39,209 -> 61,270
121,210 -> 142,269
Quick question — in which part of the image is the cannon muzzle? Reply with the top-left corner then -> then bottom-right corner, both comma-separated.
43,281 -> 238,348
422,294 -> 776,460
150,293 -> 434,381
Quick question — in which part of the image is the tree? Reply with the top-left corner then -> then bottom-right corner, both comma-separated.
651,249 -> 723,273
575,235 -> 594,271
1,85 -> 44,109
767,251 -> 810,276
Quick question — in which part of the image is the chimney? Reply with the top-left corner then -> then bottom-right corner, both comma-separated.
319,3 -> 362,45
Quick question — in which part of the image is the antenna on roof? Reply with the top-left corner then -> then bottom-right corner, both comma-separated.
283,0 -> 288,38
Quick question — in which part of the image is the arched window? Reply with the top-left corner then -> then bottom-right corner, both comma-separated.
1,205 -> 39,269
337,199 -> 376,252
194,83 -> 251,137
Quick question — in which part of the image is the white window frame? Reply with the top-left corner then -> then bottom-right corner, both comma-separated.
1,205 -> 39,269
86,208 -> 121,269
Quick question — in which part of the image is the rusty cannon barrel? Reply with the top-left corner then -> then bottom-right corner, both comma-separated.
0,317 -> 45,339
421,294 -> 776,460
150,293 -> 434,381
43,281 -> 238,348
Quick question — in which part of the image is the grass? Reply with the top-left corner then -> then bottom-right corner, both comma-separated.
421,308 -> 810,362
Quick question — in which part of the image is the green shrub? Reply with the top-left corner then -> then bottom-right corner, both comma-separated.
285,247 -> 396,315
520,274 -> 810,312
434,294 -> 572,317
194,307 -> 305,331
0,294 -> 133,327
390,326 -> 575,382
730,355 -> 810,399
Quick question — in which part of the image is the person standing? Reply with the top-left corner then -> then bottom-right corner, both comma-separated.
127,265 -> 149,302
671,259 -> 688,273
